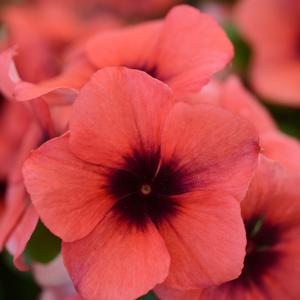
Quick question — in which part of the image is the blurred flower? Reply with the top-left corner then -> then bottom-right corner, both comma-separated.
2,5 -> 233,104
37,0 -> 183,18
1,1 -> 122,83
182,76 -> 300,174
235,0 -> 300,107
0,94 -> 31,178
33,255 -> 80,300
1,122 -> 43,271
155,156 -> 300,299
0,0 -> 122,107
86,5 -> 233,96
0,0 -> 122,263
23,68 -> 259,300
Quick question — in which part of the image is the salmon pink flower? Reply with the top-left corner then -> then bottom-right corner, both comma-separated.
183,77 -> 300,174
0,93 -> 31,178
155,156 -> 300,300
1,1 -> 122,83
1,5 -> 233,105
0,123 -> 43,270
85,5 -> 233,97
0,91 -> 75,270
0,60 -> 73,270
235,0 -> 300,107
23,68 -> 259,300
0,1 -> 122,107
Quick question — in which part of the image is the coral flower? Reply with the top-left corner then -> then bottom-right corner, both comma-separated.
235,0 -> 300,106
23,68 -> 259,300
155,156 -> 300,300
183,77 -> 300,174
1,1 -> 122,83
0,93 -> 31,178
0,122 -> 42,270
85,5 -> 233,97
8,4 -> 233,104
0,1 -> 122,106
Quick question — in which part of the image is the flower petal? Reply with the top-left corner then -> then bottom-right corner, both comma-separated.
160,102 -> 260,201
14,58 -> 94,104
156,5 -> 233,95
261,131 -> 300,174
63,212 -> 170,300
0,48 -> 21,100
251,61 -> 300,107
220,77 -> 276,133
86,21 -> 162,69
6,204 -> 39,271
69,67 -> 174,166
23,133 -> 115,242
159,191 -> 246,288
0,181 -> 27,249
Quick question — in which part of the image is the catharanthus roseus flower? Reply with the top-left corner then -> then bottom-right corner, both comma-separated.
0,123 -> 43,270
0,92 -> 35,268
5,4 -> 233,105
235,0 -> 300,106
23,68 -> 259,300
1,1 -> 121,83
0,95 -> 75,270
155,157 -> 300,300
0,1 -> 122,107
183,77 -> 300,174
86,5 -> 233,97
0,93 -> 31,178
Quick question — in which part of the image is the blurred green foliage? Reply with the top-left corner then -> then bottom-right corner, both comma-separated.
224,22 -> 252,79
266,104 -> 300,139
26,221 -> 61,264
138,291 -> 159,300
0,253 -> 40,300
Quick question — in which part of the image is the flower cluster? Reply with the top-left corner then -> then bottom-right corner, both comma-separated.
0,0 -> 300,300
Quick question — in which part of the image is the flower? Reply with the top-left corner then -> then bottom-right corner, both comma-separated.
23,67 -> 259,300
0,123 -> 42,270
0,93 -> 30,178
234,0 -> 300,107
2,5 -> 233,105
0,1 -> 122,105
86,5 -> 233,97
1,1 -> 122,83
155,156 -> 300,300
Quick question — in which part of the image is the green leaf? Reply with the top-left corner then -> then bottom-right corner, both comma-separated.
137,291 -> 159,300
25,220 -> 61,264
264,103 -> 300,139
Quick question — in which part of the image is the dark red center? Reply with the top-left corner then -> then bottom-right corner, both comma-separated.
106,148 -> 189,229
232,215 -> 282,287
